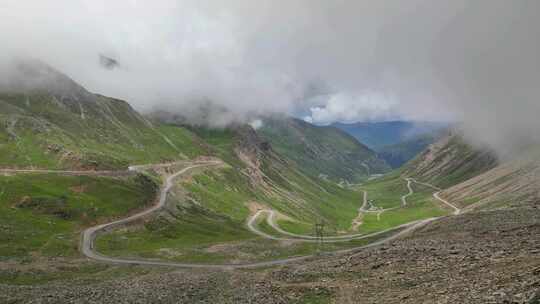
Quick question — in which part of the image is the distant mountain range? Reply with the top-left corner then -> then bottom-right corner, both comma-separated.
332,121 -> 449,150
332,120 -> 449,168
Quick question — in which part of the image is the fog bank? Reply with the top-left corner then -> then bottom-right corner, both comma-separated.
1,0 -> 539,156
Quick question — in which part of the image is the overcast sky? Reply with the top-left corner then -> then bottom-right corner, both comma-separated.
1,0 -> 540,155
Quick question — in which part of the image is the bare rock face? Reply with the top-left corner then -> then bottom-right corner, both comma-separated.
234,125 -> 273,160
233,125 -> 278,193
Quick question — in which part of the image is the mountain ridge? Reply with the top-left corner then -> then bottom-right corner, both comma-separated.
257,116 -> 390,182
332,120 -> 448,150
403,131 -> 498,188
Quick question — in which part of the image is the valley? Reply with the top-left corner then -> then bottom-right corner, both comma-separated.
1,61 -> 539,303
0,155 -> 456,272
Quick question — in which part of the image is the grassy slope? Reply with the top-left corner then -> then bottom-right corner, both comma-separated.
0,173 -> 156,262
352,173 -> 449,234
258,117 -> 389,182
0,93 -> 372,266
332,121 -> 447,150
378,133 -> 439,169
403,133 -> 498,188
0,93 -> 205,169
94,127 -> 379,263
0,65 -> 436,268
439,146 -> 540,211
95,162 -> 450,264
357,171 -> 408,208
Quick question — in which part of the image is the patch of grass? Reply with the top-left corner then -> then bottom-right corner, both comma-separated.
0,173 -> 156,261
0,93 -> 209,170
294,289 -> 333,304
184,168 -> 252,221
360,196 -> 447,234
95,201 -> 256,262
359,171 -> 408,209
277,220 -> 316,236
257,216 -> 282,237
260,158 -> 364,231
94,166 -> 393,264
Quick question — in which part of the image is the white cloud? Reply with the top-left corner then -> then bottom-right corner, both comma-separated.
2,0 -> 540,157
249,119 -> 263,130
306,92 -> 398,125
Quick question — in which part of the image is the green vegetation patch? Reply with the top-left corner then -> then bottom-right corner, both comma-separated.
360,196 -> 447,234
0,93 -> 208,170
258,117 -> 389,183
0,173 -> 156,261
359,171 -> 408,209
95,203 -> 255,262
94,164 -> 377,264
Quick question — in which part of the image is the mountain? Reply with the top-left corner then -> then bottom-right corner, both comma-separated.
403,131 -> 498,188
439,147 -> 540,211
3,61 -> 540,303
0,60 -> 208,170
0,61 -> 372,277
256,117 -> 390,182
377,131 -> 444,168
332,120 -> 448,151
0,60 -> 365,223
404,129 -> 540,213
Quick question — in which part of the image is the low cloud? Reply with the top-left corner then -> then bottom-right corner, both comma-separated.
1,0 -> 539,157
249,119 -> 264,130
304,92 -> 398,125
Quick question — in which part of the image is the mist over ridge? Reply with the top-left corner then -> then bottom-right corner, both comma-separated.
1,0 -> 539,157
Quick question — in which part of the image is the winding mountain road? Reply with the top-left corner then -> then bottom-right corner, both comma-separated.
406,178 -> 459,215
246,177 -> 461,243
80,161 -> 222,267
246,209 -> 429,243
80,162 -> 441,268
434,191 -> 461,215
4,162 -> 462,269
401,178 -> 414,206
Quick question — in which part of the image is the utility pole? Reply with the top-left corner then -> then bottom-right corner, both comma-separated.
314,220 -> 325,253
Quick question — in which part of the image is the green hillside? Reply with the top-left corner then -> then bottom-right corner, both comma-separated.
0,173 -> 157,272
257,117 -> 390,182
332,121 -> 448,150
0,61 -> 376,269
90,126 -> 373,264
0,61 -> 207,170
403,132 -> 498,188
438,146 -> 540,211
378,132 -> 441,168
